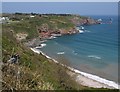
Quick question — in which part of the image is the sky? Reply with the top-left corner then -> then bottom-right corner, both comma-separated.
2,2 -> 118,15
1,0 -> 120,2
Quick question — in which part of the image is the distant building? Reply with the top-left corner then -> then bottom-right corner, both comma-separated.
0,17 -> 9,24
30,15 -> 35,18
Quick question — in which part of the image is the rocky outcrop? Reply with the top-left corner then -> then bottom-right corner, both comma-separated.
37,24 -> 79,39
70,16 -> 97,26
16,33 -> 28,41
37,24 -> 51,39
84,18 -> 97,25
59,27 -> 79,35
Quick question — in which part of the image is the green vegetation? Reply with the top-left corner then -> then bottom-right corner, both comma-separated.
2,13 -> 77,40
2,26 -> 119,91
2,13 -> 119,91
2,28 -> 85,90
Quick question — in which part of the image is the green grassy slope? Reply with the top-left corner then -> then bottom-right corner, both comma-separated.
2,28 -> 86,90
2,14 -> 76,40
2,13 -> 119,91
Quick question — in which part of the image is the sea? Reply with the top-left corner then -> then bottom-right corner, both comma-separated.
37,15 -> 119,85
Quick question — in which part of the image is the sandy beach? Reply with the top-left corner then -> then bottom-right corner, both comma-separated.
67,70 -> 115,89
30,47 -> 119,89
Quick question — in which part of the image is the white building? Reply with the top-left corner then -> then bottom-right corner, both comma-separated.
30,15 -> 35,18
0,17 -> 9,23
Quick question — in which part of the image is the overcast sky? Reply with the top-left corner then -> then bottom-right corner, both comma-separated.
2,2 -> 118,15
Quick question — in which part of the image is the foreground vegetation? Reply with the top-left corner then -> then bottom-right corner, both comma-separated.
2,13 -> 119,91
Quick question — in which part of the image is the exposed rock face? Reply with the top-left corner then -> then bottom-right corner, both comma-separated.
85,18 -> 97,25
37,24 -> 50,39
59,27 -> 79,35
70,16 -> 97,26
24,38 -> 43,47
37,24 -> 79,39
37,24 -> 49,33
16,33 -> 28,41
70,17 -> 85,25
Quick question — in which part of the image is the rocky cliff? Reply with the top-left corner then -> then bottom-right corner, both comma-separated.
2,13 -> 98,40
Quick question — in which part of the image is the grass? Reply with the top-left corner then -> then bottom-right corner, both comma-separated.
2,28 -> 84,90
2,13 -> 119,91
2,14 -> 76,40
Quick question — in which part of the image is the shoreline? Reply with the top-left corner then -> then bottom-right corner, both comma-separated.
30,47 -> 119,89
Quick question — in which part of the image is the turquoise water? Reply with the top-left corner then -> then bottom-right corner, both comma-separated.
39,16 -> 118,83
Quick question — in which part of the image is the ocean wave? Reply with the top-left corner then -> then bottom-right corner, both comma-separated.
72,51 -> 78,55
41,43 -> 46,47
79,30 -> 90,33
85,30 -> 91,32
79,30 -> 84,33
57,52 -> 65,55
35,43 -> 46,49
88,55 -> 101,60
30,47 -> 119,89
78,26 -> 91,33
48,36 -> 57,39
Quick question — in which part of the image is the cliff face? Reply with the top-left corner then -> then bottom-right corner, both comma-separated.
37,24 -> 79,39
70,16 -> 97,26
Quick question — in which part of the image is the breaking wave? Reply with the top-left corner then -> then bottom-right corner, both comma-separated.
57,52 -> 65,55
88,55 -> 101,60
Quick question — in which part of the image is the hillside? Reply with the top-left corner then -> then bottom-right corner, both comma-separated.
2,13 -> 98,40
1,13 -> 118,91
2,13 -> 86,90
2,27 -> 85,90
